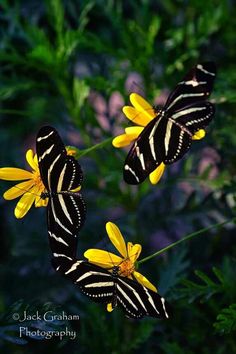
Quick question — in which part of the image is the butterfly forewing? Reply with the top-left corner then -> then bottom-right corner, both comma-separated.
56,260 -> 115,303
124,116 -> 163,184
36,126 -> 86,263
36,126 -> 83,192
123,62 -> 216,184
164,62 -> 216,114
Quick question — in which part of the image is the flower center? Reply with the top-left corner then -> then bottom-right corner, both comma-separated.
119,258 -> 135,277
32,170 -> 46,193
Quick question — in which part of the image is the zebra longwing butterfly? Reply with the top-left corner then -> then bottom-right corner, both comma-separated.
54,259 -> 170,320
124,62 -> 216,184
36,126 -> 86,265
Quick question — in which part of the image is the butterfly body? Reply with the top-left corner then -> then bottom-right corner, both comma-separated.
36,126 -> 86,264
124,62 -> 216,184
55,259 -> 170,320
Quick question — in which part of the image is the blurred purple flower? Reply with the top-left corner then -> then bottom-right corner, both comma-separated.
198,147 -> 220,179
150,229 -> 172,252
125,72 -> 145,95
89,90 -> 124,137
179,147 -> 220,196
153,89 -> 170,107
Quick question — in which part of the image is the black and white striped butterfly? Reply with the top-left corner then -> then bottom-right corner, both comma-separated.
124,62 -> 216,184
36,126 -> 86,265
54,258 -> 170,320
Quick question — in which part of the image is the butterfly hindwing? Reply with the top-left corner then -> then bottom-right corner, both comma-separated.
170,101 -> 215,134
48,193 -> 86,265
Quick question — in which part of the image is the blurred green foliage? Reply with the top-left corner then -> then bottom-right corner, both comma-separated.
0,0 -> 236,353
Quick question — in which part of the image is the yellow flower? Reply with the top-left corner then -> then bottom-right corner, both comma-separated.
66,147 -> 77,156
84,222 -> 158,310
66,146 -> 78,157
112,93 -> 206,184
0,149 -> 47,219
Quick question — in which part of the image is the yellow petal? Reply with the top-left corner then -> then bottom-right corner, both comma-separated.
133,271 -> 157,292
130,93 -> 152,109
127,242 -> 142,263
84,249 -> 123,267
34,154 -> 39,165
192,129 -> 206,140
35,195 -> 48,207
26,149 -> 38,171
122,106 -> 152,127
106,222 -> 127,258
112,133 -> 135,148
70,185 -> 81,192
125,126 -> 144,137
130,93 -> 156,119
107,303 -> 114,312
14,192 -> 36,218
112,126 -> 144,148
0,168 -> 32,181
66,146 -> 77,156
3,180 -> 35,200
149,163 -> 166,184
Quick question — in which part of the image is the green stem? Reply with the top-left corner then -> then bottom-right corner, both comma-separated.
77,137 -> 113,158
138,218 -> 235,265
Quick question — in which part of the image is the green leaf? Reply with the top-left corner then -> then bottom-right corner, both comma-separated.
180,266 -> 225,303
46,0 -> 64,36
214,304 -> 236,334
162,341 -> 194,354
78,1 -> 95,33
158,247 -> 190,295
73,78 -> 90,114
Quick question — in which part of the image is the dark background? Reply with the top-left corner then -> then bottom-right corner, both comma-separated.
0,0 -> 236,353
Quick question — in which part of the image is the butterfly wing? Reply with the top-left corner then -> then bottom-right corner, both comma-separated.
123,62 -> 216,184
55,260 -> 170,319
48,193 -> 86,266
36,126 -> 86,263
36,126 -> 83,192
116,276 -> 170,319
123,116 -> 164,184
55,260 -> 115,304
159,123 -> 191,165
164,62 -> 216,115
170,101 -> 215,135
162,101 -> 215,164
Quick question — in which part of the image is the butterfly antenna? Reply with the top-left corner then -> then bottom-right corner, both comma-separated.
127,80 -> 145,96
126,99 -> 157,126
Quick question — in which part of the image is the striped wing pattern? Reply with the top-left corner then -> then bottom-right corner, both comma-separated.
124,62 -> 216,184
124,116 -> 163,184
47,193 -> 86,264
36,126 -> 83,192
55,260 -> 170,320
164,62 -> 216,114
36,126 -> 86,264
